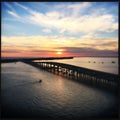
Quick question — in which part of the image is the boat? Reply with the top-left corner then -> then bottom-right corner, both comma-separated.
39,79 -> 42,83
112,61 -> 115,63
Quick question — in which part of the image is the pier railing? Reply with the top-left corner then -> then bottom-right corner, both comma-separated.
23,61 -> 119,92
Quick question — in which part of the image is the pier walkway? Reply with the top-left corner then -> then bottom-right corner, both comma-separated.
23,61 -> 119,92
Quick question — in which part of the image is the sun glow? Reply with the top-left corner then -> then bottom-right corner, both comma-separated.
57,51 -> 62,54
56,50 -> 63,55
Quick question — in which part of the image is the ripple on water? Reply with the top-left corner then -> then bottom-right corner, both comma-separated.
1,62 -> 118,118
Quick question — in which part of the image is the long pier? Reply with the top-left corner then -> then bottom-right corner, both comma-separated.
23,61 -> 119,92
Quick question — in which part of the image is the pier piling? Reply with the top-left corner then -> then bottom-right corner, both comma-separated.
23,61 -> 119,92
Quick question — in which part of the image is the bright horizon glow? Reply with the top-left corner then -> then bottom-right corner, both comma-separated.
1,2 -> 118,57
56,50 -> 63,55
57,51 -> 62,55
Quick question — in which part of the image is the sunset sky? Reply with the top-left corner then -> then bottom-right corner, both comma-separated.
1,2 -> 118,57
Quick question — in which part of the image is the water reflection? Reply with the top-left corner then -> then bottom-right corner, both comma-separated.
56,77 -> 65,95
1,62 -> 118,118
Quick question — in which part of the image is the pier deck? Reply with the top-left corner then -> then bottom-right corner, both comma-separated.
23,61 -> 119,92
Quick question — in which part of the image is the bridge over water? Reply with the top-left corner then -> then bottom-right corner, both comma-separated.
23,61 -> 119,92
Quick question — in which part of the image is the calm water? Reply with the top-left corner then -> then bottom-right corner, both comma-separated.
1,57 -> 118,119
36,57 -> 118,74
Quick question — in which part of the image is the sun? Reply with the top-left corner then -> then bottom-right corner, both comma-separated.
56,50 -> 63,55
57,51 -> 62,54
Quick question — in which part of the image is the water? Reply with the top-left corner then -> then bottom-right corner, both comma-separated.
36,57 -> 118,74
1,57 -> 118,119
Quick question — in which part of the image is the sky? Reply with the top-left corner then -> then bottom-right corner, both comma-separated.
1,2 -> 118,57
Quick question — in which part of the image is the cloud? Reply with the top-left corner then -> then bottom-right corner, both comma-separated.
67,2 -> 91,17
60,29 -> 66,34
78,38 -> 118,50
2,2 -> 118,57
1,45 -> 58,57
46,11 -> 63,19
2,35 -> 118,51
57,47 -> 118,57
42,28 -> 51,33
2,35 -> 118,57
28,8 -> 117,34
6,10 -> 29,23
5,2 -> 118,34
2,45 -> 118,57
7,10 -> 20,18
2,49 -> 20,53
1,36 -> 76,48
2,47 -> 54,53
14,2 -> 28,10
4,3 -> 22,21
4,2 -> 16,12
